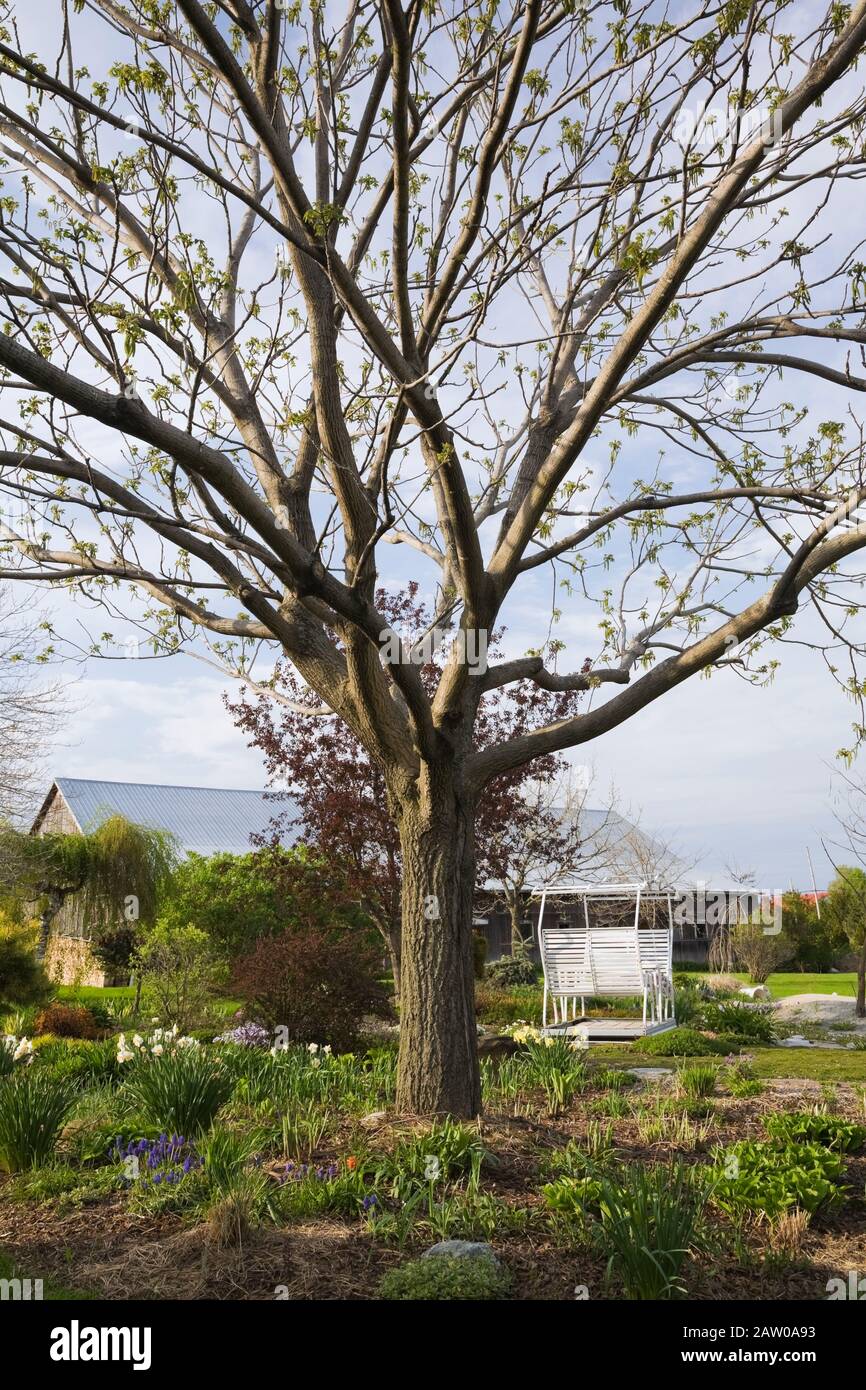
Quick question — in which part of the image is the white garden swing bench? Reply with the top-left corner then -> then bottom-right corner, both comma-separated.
533,882 -> 676,1040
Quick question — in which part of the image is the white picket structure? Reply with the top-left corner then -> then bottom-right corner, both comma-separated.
536,883 -> 675,1031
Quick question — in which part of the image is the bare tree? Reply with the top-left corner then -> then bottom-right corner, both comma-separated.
607,817 -> 692,889
0,584 -> 62,823
823,770 -> 866,1015
484,767 -> 620,951
1,3 -> 866,1112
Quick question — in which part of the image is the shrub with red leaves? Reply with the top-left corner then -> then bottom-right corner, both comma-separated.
34,1002 -> 99,1039
232,927 -> 393,1052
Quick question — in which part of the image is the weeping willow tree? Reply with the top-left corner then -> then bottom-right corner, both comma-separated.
0,816 -> 179,972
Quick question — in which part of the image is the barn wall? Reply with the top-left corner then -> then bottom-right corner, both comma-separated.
34,790 -> 107,987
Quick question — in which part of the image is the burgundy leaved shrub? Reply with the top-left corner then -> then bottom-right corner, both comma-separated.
232,928 -> 393,1052
33,1002 -> 99,1039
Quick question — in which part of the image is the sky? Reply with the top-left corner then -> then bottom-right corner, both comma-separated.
6,0 -> 866,892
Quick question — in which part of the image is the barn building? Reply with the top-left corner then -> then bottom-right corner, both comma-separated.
31,778 -> 289,984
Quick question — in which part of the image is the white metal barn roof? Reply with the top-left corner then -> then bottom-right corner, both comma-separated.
32,778 -> 296,858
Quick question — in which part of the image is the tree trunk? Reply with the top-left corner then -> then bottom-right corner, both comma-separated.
35,887 -> 64,961
395,771 -> 481,1118
372,914 -> 402,1000
386,921 -> 402,1002
509,894 -> 525,955
856,935 -> 866,1019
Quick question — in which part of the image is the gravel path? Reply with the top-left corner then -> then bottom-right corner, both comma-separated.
773,991 -> 866,1034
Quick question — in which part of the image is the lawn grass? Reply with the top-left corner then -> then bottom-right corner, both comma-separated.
755,972 -> 858,999
0,1250 -> 96,1300
590,1044 -> 866,1081
56,985 -> 241,1015
56,984 -> 135,1002
681,971 -> 858,998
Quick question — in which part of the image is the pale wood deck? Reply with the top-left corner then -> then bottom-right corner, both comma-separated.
543,1018 -> 677,1044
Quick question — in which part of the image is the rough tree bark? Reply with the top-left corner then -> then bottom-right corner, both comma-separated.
393,767 -> 481,1117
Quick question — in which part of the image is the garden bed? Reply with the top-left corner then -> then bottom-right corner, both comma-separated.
1,1029 -> 864,1301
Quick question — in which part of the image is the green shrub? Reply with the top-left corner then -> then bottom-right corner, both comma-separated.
472,931 -> 487,980
10,1161 -> 124,1205
71,997 -> 115,1030
137,921 -> 226,1032
699,1001 -> 776,1042
34,1038 -> 119,1088
711,1034 -> 754,1053
0,1072 -> 76,1170
711,1139 -> 846,1218
9,1160 -> 86,1200
158,845 -> 370,962
0,915 -> 52,1008
763,1112 -> 866,1153
633,1028 -> 727,1057
123,1046 -> 232,1135
379,1254 -> 510,1300
725,1073 -> 764,1099
673,979 -> 704,1025
485,953 -> 538,987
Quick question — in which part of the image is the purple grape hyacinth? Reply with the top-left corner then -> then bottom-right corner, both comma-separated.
213,1021 -> 273,1048
110,1133 -> 202,1187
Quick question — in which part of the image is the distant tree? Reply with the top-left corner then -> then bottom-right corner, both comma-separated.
824,866 -> 866,1017
136,921 -> 226,1032
824,769 -> 866,1017
0,908 -> 51,1009
159,844 -> 374,963
732,919 -> 794,984
483,768 -> 619,953
0,585 -> 63,824
780,890 -> 844,972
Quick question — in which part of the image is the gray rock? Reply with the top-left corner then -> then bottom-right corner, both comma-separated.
422,1240 -> 499,1264
779,1035 -> 813,1048
478,1035 -> 521,1062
